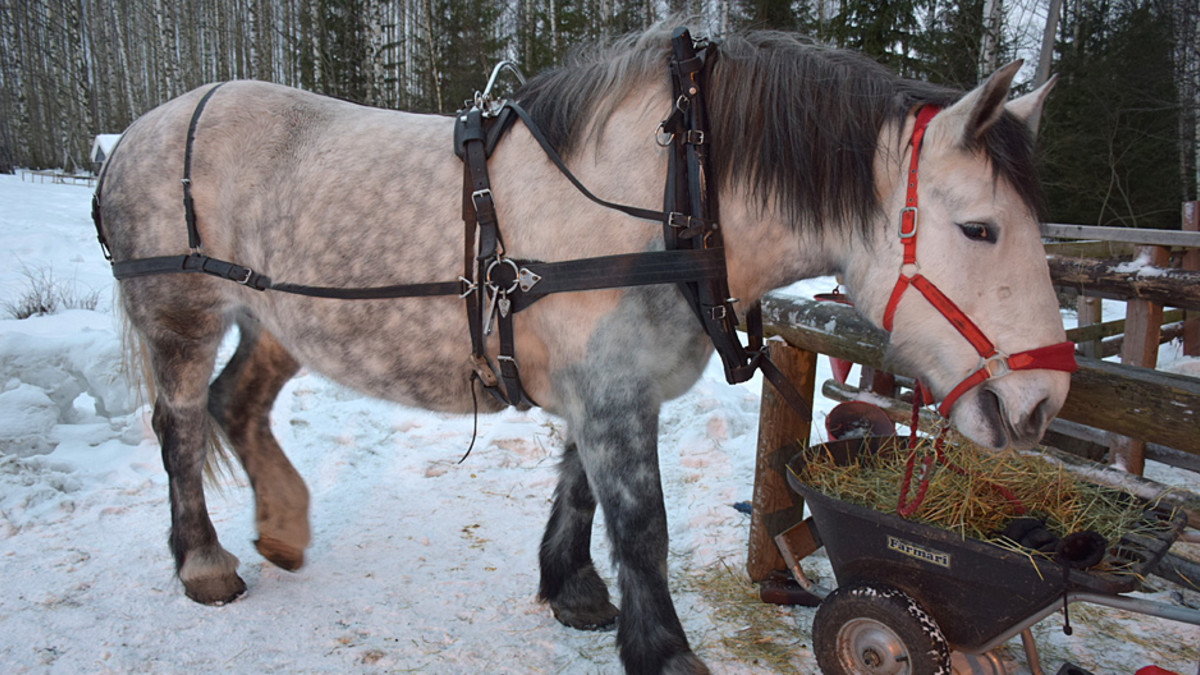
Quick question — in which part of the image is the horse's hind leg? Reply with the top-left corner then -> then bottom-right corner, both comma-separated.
208,315 -> 309,571
538,442 -> 619,630
136,294 -> 246,604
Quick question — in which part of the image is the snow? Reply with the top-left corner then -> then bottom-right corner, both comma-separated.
90,135 -> 121,164
1,174 -> 1197,673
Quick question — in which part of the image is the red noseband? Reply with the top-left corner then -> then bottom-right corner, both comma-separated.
882,105 -> 1077,418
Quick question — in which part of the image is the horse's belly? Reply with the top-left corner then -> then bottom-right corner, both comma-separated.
259,294 -> 490,414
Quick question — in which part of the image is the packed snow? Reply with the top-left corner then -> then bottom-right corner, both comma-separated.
1,173 -> 1197,673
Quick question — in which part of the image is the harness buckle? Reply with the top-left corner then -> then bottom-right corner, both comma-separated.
471,188 -> 494,212
234,266 -> 254,285
685,129 -> 705,145
899,207 -> 918,238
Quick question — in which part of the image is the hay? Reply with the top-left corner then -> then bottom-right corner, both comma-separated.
790,432 -> 1171,556
679,558 -> 811,671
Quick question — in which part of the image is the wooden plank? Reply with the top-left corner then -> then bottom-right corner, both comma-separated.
1043,222 -> 1200,249
1184,202 -> 1199,356
761,294 -> 1200,457
1092,321 -> 1185,359
1056,356 -> 1200,457
1065,309 -> 1184,344
1044,418 -> 1200,473
1048,255 -> 1200,311
1111,246 -> 1169,475
1043,240 -> 1135,259
747,341 -> 817,582
760,295 -> 892,372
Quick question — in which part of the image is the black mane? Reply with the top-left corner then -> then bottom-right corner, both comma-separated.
516,26 -> 1044,233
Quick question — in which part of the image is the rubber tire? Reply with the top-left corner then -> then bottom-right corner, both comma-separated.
812,582 -> 951,675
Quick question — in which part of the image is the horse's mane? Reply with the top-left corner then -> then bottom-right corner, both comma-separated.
515,26 -> 1044,233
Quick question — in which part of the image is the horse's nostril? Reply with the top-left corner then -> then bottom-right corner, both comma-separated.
1024,396 -> 1053,439
977,388 -> 1008,448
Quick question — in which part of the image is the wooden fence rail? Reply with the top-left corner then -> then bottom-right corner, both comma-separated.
758,295 -> 1200,458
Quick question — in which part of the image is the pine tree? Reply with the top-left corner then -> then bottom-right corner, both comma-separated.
1041,0 -> 1182,227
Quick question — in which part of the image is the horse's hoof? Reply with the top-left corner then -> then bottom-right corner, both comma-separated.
178,545 -> 245,605
662,651 -> 711,675
183,573 -> 247,605
550,600 -> 619,631
255,537 -> 305,571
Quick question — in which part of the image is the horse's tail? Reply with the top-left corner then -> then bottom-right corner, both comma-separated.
119,307 -> 237,489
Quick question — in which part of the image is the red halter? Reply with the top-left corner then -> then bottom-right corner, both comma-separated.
882,105 -> 1077,418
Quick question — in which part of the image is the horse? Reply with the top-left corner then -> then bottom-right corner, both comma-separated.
95,24 -> 1071,675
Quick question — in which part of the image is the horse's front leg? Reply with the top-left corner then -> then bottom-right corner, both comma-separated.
538,442 -> 618,630
565,377 -> 709,675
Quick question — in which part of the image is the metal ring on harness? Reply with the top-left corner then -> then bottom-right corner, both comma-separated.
485,257 -> 520,295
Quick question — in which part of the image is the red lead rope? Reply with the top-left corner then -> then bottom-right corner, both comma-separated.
896,384 -> 1029,517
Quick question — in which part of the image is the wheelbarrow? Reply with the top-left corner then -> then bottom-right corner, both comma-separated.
776,435 -> 1200,675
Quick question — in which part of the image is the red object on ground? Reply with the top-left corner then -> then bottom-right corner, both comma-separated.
1135,667 -> 1180,675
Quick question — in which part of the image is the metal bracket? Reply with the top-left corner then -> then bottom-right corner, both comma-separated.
517,267 -> 542,293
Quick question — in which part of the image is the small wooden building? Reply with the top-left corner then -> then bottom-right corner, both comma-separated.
90,134 -> 121,174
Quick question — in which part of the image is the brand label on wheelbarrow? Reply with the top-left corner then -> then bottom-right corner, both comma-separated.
887,535 -> 951,568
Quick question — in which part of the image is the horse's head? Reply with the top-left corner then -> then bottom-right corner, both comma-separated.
844,62 -> 1071,450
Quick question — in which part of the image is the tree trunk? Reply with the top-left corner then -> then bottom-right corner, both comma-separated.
978,0 -> 1003,78
1036,0 -> 1064,86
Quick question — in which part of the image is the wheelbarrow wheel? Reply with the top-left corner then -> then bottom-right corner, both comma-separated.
813,582 -> 951,675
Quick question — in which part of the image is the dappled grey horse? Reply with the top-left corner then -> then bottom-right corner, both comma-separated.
95,24 -> 1072,675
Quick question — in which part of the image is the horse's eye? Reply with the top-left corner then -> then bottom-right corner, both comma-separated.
957,221 -> 997,243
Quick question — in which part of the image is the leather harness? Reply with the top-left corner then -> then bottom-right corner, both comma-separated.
92,29 -> 813,421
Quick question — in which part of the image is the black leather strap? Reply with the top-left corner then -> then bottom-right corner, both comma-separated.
112,253 -> 272,290
182,83 -> 227,251
502,102 -> 668,224
509,248 -> 726,313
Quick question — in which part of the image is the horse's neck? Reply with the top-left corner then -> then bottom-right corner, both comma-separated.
718,186 -> 842,305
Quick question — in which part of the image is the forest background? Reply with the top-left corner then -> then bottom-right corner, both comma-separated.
1,0 -> 1196,227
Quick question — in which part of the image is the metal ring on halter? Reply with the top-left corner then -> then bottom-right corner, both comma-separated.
982,352 -> 1011,379
485,257 -> 521,295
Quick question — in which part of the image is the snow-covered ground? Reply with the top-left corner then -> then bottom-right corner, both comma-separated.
1,173 -> 1197,673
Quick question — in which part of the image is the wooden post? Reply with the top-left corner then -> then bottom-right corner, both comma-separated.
1077,296 -> 1103,359
747,340 -> 817,582
1109,245 -> 1169,475
1184,201 -> 1199,357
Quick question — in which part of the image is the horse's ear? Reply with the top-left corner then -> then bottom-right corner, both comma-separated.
946,60 -> 1023,144
1006,74 -> 1057,137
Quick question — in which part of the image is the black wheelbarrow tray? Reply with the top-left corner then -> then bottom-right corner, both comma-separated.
778,436 -> 1200,674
